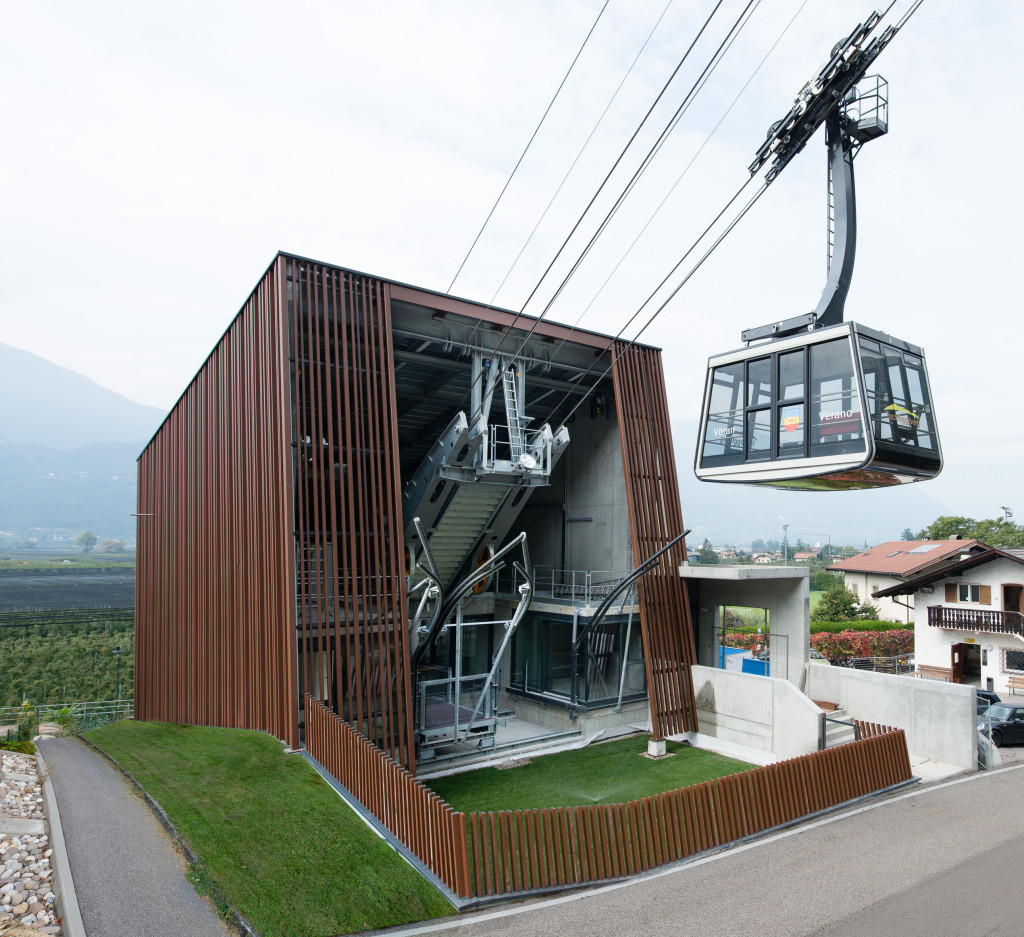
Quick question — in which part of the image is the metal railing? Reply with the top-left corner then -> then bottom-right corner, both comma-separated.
928,605 -> 1024,637
843,654 -> 915,674
16,699 -> 133,723
498,567 -> 634,604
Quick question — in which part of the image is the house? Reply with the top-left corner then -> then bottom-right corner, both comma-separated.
873,548 -> 1024,694
827,538 -> 986,622
792,552 -> 818,562
134,253 -> 697,772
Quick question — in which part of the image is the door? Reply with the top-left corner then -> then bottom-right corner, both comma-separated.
1003,584 -> 1023,614
951,643 -> 966,684
1009,706 -> 1024,744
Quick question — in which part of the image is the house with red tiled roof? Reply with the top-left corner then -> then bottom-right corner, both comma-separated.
827,537 -> 987,622
873,548 -> 1024,696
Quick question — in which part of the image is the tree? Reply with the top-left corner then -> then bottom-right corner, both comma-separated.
813,570 -> 842,591
100,539 -> 124,553
697,538 -> 719,565
751,538 -> 767,552
75,530 -> 98,553
901,527 -> 915,540
811,583 -> 880,621
917,515 -> 1024,548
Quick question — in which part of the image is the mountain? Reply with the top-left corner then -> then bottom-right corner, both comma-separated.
0,343 -> 164,449
0,344 -> 166,540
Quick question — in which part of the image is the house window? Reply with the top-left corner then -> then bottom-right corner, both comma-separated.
850,582 -> 859,596
1004,648 -> 1024,674
959,583 -> 981,603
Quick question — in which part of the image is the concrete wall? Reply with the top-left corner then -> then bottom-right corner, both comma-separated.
682,566 -> 809,690
518,409 -> 630,573
691,664 -> 822,759
806,663 -> 977,770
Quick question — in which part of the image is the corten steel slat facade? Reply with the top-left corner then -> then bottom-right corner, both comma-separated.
137,251 -> 698,770
612,341 -> 698,737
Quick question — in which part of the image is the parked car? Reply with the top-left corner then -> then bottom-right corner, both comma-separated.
977,702 -> 1024,746
976,689 -> 1001,716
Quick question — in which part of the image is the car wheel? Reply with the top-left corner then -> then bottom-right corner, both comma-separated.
991,730 -> 1002,747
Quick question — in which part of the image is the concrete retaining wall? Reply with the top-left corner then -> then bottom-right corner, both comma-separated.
691,664 -> 821,759
806,663 -> 977,771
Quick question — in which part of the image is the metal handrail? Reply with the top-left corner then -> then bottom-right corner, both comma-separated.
819,711 -> 860,750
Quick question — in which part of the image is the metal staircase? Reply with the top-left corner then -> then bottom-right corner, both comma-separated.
502,366 -> 529,465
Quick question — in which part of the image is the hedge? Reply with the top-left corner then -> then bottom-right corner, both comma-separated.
723,628 -> 914,662
810,619 -> 913,634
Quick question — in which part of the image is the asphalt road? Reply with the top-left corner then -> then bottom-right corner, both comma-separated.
387,763 -> 1024,937
38,737 -> 231,937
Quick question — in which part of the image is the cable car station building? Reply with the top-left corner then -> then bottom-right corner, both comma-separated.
135,252 -> 697,772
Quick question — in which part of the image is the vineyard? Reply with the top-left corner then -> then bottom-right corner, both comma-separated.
0,608 -> 134,707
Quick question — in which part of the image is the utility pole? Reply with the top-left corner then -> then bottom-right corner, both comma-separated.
782,524 -> 789,565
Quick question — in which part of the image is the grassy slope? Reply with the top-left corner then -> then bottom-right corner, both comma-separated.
87,721 -> 452,937
426,736 -> 753,813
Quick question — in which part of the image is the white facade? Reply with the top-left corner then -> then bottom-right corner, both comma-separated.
843,571 -> 913,623
910,556 -> 1024,696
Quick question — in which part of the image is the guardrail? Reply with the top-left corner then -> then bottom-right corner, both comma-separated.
8,699 -> 133,724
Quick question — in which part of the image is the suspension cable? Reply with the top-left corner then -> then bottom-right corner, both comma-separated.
485,0 -> 761,378
456,0 -> 738,409
446,0 -> 611,294
463,0 -> 677,343
544,0 -> 811,364
543,175 -> 770,427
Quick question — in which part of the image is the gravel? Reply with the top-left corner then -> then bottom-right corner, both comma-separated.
0,752 -> 60,934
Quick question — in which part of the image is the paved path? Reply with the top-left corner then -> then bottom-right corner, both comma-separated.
37,738 -> 231,937
388,763 -> 1024,937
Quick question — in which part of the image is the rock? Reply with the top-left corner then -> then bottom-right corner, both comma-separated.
12,901 -> 27,914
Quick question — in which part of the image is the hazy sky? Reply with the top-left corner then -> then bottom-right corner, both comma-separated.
2,0 -> 1019,528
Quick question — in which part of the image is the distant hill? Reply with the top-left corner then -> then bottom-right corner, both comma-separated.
0,343 -> 164,448
0,344 -> 165,540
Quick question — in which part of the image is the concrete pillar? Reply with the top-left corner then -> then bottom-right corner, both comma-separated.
648,738 -> 667,757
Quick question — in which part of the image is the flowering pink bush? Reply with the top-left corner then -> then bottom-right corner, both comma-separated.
723,629 -> 913,662
810,630 -> 913,661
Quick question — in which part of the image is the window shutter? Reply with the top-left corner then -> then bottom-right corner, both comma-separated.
945,583 -> 957,603
980,585 -> 992,605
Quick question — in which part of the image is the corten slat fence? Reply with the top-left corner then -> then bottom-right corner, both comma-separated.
305,696 -> 912,902
305,696 -> 470,897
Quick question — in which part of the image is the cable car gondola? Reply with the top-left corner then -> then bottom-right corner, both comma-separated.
695,321 -> 941,490
694,13 -> 941,491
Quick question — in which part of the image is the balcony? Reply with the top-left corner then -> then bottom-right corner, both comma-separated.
927,605 -> 1024,638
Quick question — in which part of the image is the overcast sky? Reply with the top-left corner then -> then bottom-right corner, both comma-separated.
2,0 -> 1019,528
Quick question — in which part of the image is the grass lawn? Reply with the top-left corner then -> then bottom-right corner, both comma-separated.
426,735 -> 753,813
86,721 -> 453,937
810,590 -> 822,613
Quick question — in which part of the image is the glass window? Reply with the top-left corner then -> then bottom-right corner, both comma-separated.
702,363 -> 744,462
748,358 -> 772,407
747,409 -> 771,459
958,583 -> 981,603
777,403 -> 804,455
1006,649 -> 1024,673
810,338 -> 865,451
779,351 -> 805,401
859,338 -> 936,451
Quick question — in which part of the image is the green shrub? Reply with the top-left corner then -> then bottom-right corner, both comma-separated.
811,620 -> 912,633
0,739 -> 37,755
